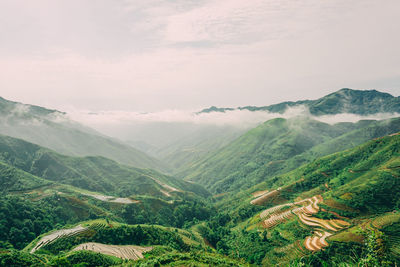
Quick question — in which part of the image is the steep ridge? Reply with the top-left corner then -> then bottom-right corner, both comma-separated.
0,96 -> 168,171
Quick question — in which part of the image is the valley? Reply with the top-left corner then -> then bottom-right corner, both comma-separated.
0,89 -> 399,266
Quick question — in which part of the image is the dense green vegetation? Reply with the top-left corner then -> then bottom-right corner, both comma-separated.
272,134 -> 400,213
119,195 -> 213,228
180,117 -> 400,194
0,195 -> 94,250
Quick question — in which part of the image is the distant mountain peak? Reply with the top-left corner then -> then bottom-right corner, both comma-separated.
197,88 -> 400,116
197,106 -> 234,114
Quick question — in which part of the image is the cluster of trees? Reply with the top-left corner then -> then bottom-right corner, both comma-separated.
53,250 -> 122,267
196,212 -> 303,265
0,251 -> 45,266
132,251 -> 248,266
120,196 -> 213,228
0,195 -> 81,249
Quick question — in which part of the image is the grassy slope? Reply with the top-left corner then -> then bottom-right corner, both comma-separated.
0,134 -> 209,198
180,117 -> 400,194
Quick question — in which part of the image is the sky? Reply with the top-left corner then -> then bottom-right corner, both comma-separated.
0,0 -> 400,112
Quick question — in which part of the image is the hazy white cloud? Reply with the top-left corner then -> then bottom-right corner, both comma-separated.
68,105 -> 400,131
68,108 -> 278,128
314,113 -> 400,125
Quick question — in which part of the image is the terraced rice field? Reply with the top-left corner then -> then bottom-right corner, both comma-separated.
259,195 -> 322,228
81,193 -> 138,204
257,194 -> 351,252
298,213 -> 349,232
304,231 -> 333,251
31,225 -> 87,253
371,212 -> 400,228
251,190 -> 269,198
250,190 -> 280,205
73,242 -> 152,260
263,209 -> 295,228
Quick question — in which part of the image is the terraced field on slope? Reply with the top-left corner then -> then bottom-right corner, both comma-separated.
73,242 -> 152,260
251,192 -> 351,252
30,225 -> 88,253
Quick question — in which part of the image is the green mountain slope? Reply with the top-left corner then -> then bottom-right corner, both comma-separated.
0,134 -> 208,198
180,117 -> 400,194
256,133 -> 400,265
199,133 -> 400,266
199,88 -> 400,115
0,161 -> 53,193
0,134 -> 213,252
0,96 -> 169,172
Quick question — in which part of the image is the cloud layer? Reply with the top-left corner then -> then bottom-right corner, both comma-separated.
68,106 -> 400,130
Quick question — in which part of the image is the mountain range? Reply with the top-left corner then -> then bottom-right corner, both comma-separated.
0,88 -> 399,266
199,88 -> 400,115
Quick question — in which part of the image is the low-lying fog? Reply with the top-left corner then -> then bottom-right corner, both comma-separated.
67,106 -> 400,150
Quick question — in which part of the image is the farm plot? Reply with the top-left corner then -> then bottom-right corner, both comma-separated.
263,209 -> 295,229
371,212 -> 400,229
250,190 -> 280,205
304,231 -> 333,251
297,213 -> 349,232
81,193 -> 138,204
257,194 -> 351,252
259,195 -> 322,229
73,242 -> 152,260
251,190 -> 269,198
31,225 -> 87,253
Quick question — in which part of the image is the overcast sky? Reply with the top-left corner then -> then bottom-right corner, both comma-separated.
0,0 -> 399,112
